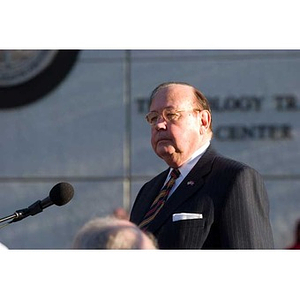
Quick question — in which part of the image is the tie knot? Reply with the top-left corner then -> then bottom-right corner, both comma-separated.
170,168 -> 180,179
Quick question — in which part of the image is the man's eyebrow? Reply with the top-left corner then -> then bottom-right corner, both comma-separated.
149,106 -> 176,112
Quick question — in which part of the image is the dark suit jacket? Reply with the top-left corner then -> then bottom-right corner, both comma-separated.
130,146 -> 274,249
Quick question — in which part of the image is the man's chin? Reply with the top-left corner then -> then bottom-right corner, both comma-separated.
155,147 -> 175,160
156,144 -> 172,153
157,152 -> 181,168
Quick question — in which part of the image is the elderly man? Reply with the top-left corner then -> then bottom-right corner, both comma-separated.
130,81 -> 274,249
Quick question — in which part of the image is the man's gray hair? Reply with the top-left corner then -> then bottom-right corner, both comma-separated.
72,217 -> 157,249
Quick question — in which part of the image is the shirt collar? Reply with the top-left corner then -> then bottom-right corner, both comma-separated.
177,140 -> 210,179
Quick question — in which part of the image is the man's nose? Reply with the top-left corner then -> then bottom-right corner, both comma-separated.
154,116 -> 167,130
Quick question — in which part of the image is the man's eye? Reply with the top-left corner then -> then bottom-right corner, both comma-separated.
150,115 -> 158,123
165,112 -> 179,120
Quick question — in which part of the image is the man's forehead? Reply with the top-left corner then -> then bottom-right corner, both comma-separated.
157,83 -> 193,94
151,85 -> 195,109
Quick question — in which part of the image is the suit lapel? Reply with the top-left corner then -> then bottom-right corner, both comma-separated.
147,146 -> 218,233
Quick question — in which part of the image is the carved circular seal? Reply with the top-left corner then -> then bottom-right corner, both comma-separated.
0,50 -> 79,109
0,50 -> 59,87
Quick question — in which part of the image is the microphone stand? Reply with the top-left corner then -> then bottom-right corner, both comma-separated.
0,213 -> 17,229
0,201 -> 43,227
0,213 -> 17,224
0,207 -> 28,226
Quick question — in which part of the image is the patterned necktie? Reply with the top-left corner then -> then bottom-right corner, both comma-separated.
139,168 -> 180,230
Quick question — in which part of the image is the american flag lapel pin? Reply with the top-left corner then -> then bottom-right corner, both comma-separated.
187,181 -> 195,186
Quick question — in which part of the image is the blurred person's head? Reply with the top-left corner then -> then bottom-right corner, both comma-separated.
72,216 -> 157,249
113,207 -> 129,220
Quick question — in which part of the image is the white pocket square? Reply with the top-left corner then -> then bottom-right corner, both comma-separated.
172,213 -> 203,222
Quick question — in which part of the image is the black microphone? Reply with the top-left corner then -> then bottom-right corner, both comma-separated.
10,182 -> 74,223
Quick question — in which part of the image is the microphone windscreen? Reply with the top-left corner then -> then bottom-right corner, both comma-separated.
49,182 -> 74,206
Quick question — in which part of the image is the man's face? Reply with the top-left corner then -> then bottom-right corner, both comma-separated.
149,84 -> 208,168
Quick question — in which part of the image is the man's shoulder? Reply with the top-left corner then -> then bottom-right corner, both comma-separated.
203,148 -> 265,188
205,146 -> 257,173
215,153 -> 248,169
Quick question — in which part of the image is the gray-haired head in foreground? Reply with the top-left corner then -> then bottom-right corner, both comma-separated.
72,216 -> 157,249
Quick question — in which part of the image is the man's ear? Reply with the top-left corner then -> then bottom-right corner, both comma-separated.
199,110 -> 211,134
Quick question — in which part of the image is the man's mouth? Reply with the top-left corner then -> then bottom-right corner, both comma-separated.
157,138 -> 170,143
